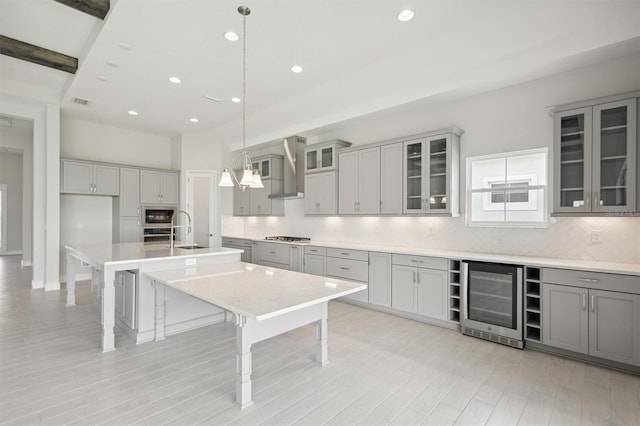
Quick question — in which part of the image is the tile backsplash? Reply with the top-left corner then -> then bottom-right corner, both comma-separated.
222,199 -> 640,264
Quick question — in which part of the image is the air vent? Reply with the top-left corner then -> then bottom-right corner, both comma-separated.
71,97 -> 90,106
201,95 -> 222,104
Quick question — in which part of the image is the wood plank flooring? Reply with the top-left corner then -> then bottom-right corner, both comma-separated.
1,255 -> 639,425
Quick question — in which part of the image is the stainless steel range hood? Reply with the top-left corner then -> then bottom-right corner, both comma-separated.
269,135 -> 306,199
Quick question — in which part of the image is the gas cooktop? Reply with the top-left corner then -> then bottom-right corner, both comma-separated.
264,236 -> 311,243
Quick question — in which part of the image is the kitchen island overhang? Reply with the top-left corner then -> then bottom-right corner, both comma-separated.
65,243 -> 244,352
145,262 -> 366,409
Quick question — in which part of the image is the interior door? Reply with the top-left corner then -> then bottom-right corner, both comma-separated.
187,171 -> 216,248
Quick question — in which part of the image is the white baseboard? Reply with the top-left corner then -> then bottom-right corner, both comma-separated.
45,281 -> 61,291
32,279 -> 44,289
60,272 -> 92,283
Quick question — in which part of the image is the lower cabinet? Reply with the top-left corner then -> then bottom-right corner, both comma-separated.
326,248 -> 369,303
304,254 -> 326,276
542,283 -> 640,366
391,254 -> 449,321
368,252 -> 391,308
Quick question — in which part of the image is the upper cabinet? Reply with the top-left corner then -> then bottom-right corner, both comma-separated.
305,140 -> 351,173
233,155 -> 284,216
552,96 -> 637,215
304,141 -> 351,215
140,169 -> 179,205
338,147 -> 380,214
61,159 -> 119,196
403,130 -> 461,216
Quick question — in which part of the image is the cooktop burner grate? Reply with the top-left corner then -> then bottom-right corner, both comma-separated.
264,236 -> 311,243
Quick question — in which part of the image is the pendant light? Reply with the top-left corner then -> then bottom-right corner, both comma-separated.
218,6 -> 263,190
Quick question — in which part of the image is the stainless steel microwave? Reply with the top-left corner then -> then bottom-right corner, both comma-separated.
142,206 -> 176,227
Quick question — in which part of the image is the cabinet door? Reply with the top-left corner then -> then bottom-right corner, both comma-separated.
542,283 -> 589,354
425,135 -> 449,213
119,217 -> 140,243
381,143 -> 403,214
358,147 -> 381,214
369,252 -> 391,308
160,172 -> 179,205
338,151 -> 358,214
416,268 -> 447,320
305,254 -> 326,276
318,172 -> 337,215
233,185 -> 251,216
140,170 -> 161,204
391,265 -> 417,313
592,99 -> 637,213
589,289 -> 640,366
119,167 -> 140,216
122,271 -> 136,330
251,180 -> 271,215
93,164 -> 119,196
62,161 -> 93,194
403,139 -> 425,213
553,108 -> 593,213
114,272 -> 125,318
304,174 -> 319,214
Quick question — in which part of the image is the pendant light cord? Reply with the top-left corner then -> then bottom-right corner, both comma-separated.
241,8 -> 248,167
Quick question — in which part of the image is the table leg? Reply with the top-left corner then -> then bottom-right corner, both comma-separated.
236,316 -> 253,409
154,282 -> 166,342
101,267 -> 116,352
65,250 -> 76,306
316,302 -> 329,366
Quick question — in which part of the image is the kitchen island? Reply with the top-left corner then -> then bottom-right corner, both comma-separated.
145,262 -> 366,408
65,242 -> 243,352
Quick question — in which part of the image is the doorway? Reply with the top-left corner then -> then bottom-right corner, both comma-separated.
186,171 -> 216,247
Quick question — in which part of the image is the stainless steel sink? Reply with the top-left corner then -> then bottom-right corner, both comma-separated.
176,245 -> 206,250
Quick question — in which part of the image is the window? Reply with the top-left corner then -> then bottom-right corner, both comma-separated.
466,148 -> 548,227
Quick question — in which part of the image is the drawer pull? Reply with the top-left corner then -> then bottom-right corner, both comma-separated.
591,294 -> 596,312
582,293 -> 587,310
577,277 -> 600,283
340,267 -> 350,271
340,252 -> 350,256
269,251 -> 277,254
310,249 -> 317,252
410,259 -> 423,263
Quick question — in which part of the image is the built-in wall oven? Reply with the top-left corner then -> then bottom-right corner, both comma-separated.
461,261 -> 524,348
142,206 -> 176,244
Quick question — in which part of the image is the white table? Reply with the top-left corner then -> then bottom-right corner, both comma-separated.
65,243 -> 242,352
145,262 -> 366,409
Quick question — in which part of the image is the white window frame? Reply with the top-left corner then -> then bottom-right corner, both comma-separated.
466,148 -> 548,228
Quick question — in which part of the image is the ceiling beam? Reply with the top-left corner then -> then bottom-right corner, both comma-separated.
0,35 -> 78,74
53,0 -> 110,20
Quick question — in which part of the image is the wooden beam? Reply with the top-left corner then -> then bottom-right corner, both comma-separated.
53,0 -> 110,20
0,35 -> 78,74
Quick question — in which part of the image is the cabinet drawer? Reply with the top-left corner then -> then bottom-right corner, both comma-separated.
392,254 -> 447,270
326,257 -> 368,282
222,238 -> 251,248
543,268 -> 640,294
326,247 -> 368,262
304,246 -> 327,256
258,242 -> 290,265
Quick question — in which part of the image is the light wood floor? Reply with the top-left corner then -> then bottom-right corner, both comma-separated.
1,255 -> 639,425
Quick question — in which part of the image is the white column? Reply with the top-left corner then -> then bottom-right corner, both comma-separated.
316,301 -> 329,366
101,267 -> 116,352
65,250 -> 76,306
44,104 -> 60,291
154,281 -> 166,342
236,317 -> 253,409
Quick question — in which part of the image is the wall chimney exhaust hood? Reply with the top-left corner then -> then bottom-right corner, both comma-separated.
269,135 -> 306,199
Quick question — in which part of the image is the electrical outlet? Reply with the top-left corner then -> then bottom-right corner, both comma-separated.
591,230 -> 603,244
185,258 -> 197,266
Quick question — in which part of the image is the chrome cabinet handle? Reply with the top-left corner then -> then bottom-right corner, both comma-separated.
340,267 -> 350,271
412,271 -> 416,283
410,259 -> 423,264
585,193 -> 590,209
340,252 -> 350,256
582,293 -> 587,310
269,251 -> 276,254
591,294 -> 596,312
417,272 -> 420,284
594,191 -> 600,207
380,200 -> 383,210
577,277 -> 600,283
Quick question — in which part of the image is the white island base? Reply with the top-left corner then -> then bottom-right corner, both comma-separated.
146,262 -> 365,409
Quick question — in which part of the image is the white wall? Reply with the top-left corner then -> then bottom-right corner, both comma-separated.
226,53 -> 640,264
0,152 -> 23,251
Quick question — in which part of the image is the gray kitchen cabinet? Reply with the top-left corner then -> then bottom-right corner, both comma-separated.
61,159 -> 119,196
305,172 -> 337,215
380,143 -> 403,214
221,237 -> 252,263
326,248 -> 369,303
255,241 -> 301,270
543,282 -> 640,366
249,180 -> 285,216
114,270 -> 136,330
116,217 -> 140,243
553,97 -> 637,214
304,246 -> 327,276
233,185 -> 251,216
368,252 -> 391,308
403,130 -> 461,216
140,169 -> 179,205
391,254 -> 449,320
338,147 -> 381,214
305,140 -> 351,173
118,167 -> 140,216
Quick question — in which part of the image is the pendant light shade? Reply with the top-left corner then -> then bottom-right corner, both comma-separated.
239,168 -> 254,186
251,170 -> 264,188
219,169 -> 235,187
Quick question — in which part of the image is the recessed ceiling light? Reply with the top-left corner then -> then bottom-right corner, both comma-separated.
231,97 -> 241,103
127,110 -> 139,116
106,61 -> 119,68
118,42 -> 132,51
96,76 -> 108,82
224,31 -> 239,41
190,118 -> 199,123
291,65 -> 303,73
169,76 -> 182,84
397,9 -> 415,22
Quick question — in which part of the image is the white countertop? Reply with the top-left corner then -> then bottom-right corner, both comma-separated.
223,235 -> 640,276
66,242 -> 243,266
145,262 -> 366,320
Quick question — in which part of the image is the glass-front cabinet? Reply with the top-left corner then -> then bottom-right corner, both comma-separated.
403,131 -> 461,215
553,98 -> 636,214
305,140 -> 351,172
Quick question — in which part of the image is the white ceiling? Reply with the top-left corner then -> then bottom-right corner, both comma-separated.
1,0 -> 640,148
